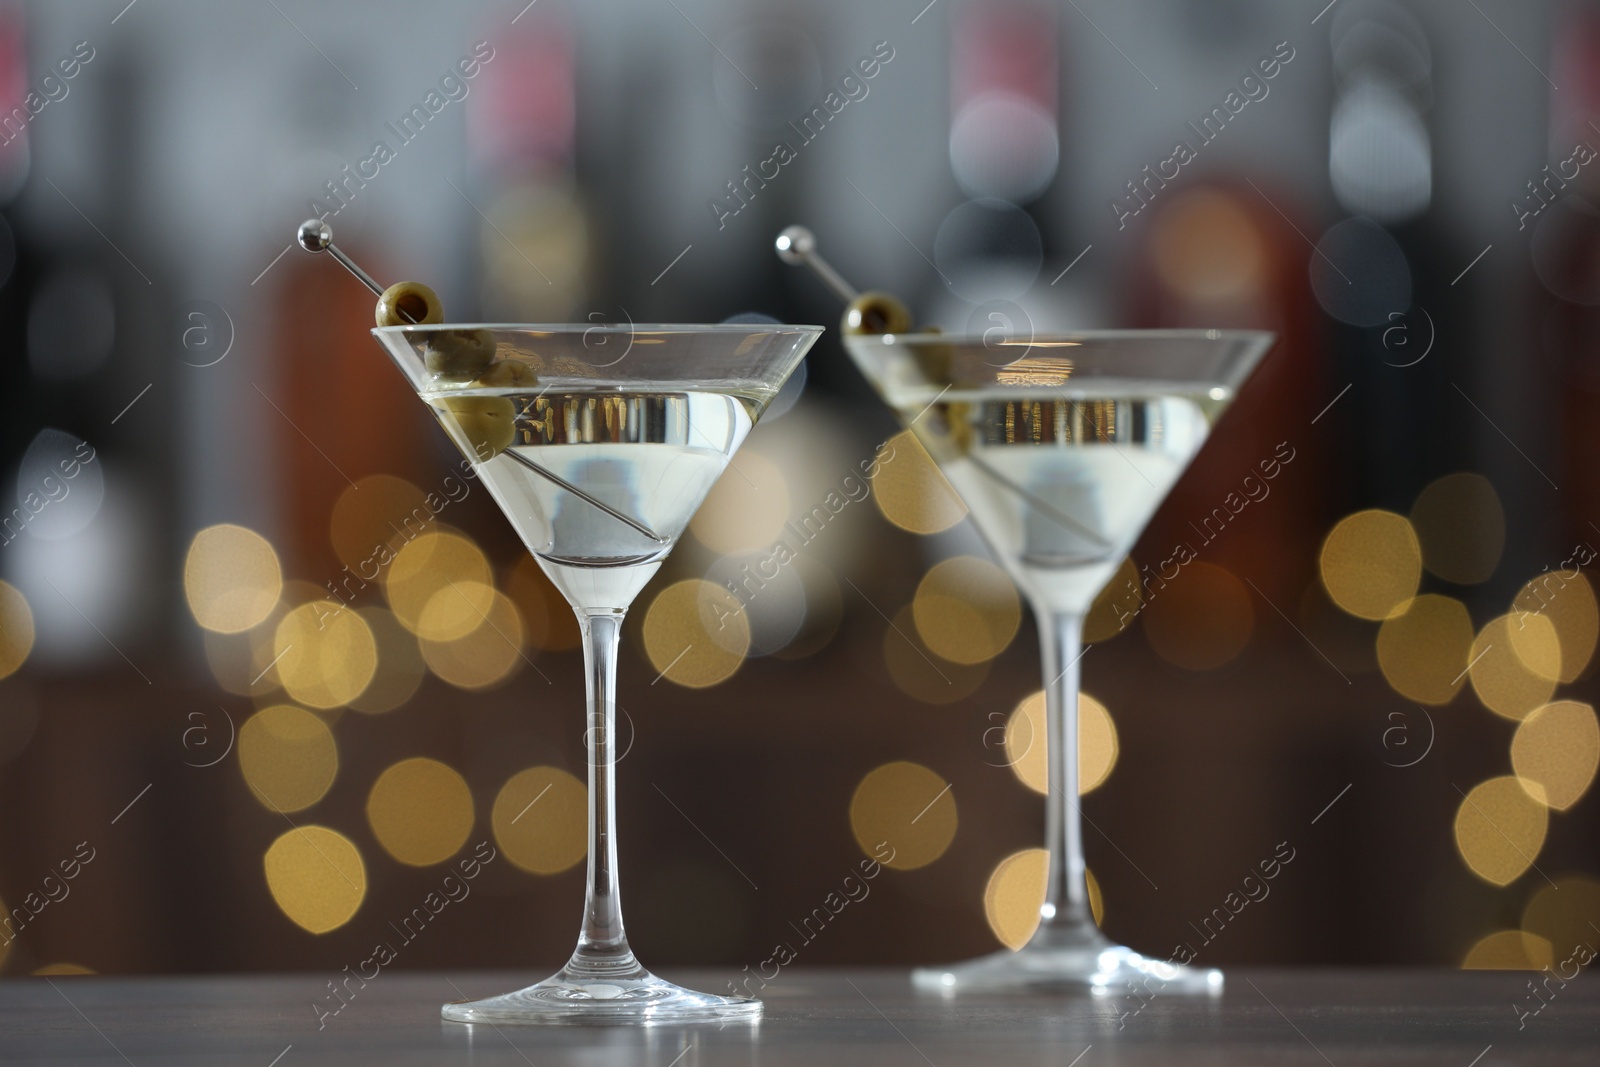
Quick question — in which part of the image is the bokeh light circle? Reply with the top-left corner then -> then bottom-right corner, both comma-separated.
184,524 -> 282,634
912,555 -> 1021,665
1319,509 -> 1421,620
0,581 -> 35,680
849,761 -> 957,870
238,704 -> 338,813
641,579 -> 749,688
385,531 -> 492,635
1461,930 -> 1553,970
1309,217 -> 1412,326
1511,701 -> 1599,811
1409,473 -> 1504,585
418,588 -> 525,691
1511,572 -> 1598,683
263,826 -> 367,934
1453,776 -> 1548,886
871,430 -> 968,535
1375,594 -> 1473,705
273,601 -> 378,709
983,849 -> 1103,950
1522,877 -> 1600,956
492,766 -> 587,875
367,758 -> 476,866
1469,615 -> 1559,721
1004,690 -> 1118,796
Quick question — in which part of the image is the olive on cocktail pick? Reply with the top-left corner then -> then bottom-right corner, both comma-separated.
474,359 -> 537,387
432,395 -> 517,462
773,226 -> 913,336
844,291 -> 913,336
426,329 -> 497,381
776,224 -> 955,390
374,281 -> 444,328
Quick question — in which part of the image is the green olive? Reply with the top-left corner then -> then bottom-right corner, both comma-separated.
424,329 -> 497,381
432,395 -> 516,461
473,358 -> 538,387
843,291 -> 913,335
375,281 -> 444,328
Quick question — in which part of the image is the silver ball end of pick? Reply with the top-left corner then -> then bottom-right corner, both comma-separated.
775,225 -> 814,264
297,219 -> 332,253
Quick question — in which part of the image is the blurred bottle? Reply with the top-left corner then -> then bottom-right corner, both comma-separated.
469,6 -> 590,321
1543,6 -> 1600,551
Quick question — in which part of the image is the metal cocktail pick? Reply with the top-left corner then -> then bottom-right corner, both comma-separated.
774,223 -> 1110,552
774,225 -> 859,304
295,219 -> 666,545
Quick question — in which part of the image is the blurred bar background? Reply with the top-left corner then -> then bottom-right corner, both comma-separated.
1,0 -> 1597,978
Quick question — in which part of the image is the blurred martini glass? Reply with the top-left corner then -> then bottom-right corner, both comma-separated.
779,226 -> 1274,995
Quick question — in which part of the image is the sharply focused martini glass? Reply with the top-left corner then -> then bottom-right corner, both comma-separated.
373,322 -> 822,1022
778,217 -> 1274,995
849,326 -> 1274,994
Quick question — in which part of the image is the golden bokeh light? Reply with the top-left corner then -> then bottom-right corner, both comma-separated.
983,849 -> 1104,950
690,451 -> 791,554
1375,595 -> 1474,705
849,761 -> 957,870
1454,776 -> 1548,886
238,704 -> 338,813
1512,572 -> 1598,683
419,588 -> 526,691
871,430 -> 968,534
883,605 -> 989,704
1410,473 -> 1505,585
1522,877 -> 1600,956
183,524 -> 283,634
263,826 -> 367,934
1461,930 -> 1553,970
1084,557 -> 1142,643
367,758 -> 476,866
506,554 -> 581,652
1507,612 -> 1563,683
641,579 -> 749,688
0,580 -> 35,680
1152,188 -> 1266,302
31,963 -> 96,976
1004,690 -> 1118,796
1143,561 -> 1254,670
912,556 -> 1021,665
1319,510 -> 1421,621
1511,701 -> 1599,811
385,531 -> 492,636
273,601 -> 378,709
330,474 -> 428,571
492,766 -> 587,875
348,607 -> 425,714
1469,615 -> 1559,721
416,579 -> 498,643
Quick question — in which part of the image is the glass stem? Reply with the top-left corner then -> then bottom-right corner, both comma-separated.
571,610 -> 638,975
1037,610 -> 1099,940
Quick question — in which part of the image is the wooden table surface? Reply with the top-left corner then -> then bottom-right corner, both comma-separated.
0,968 -> 1590,1065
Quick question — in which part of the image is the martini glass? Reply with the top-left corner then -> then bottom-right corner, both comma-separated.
373,322 -> 822,1023
842,326 -> 1274,994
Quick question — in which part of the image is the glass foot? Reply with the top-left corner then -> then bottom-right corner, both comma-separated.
914,926 -> 1223,996
442,958 -> 760,1025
